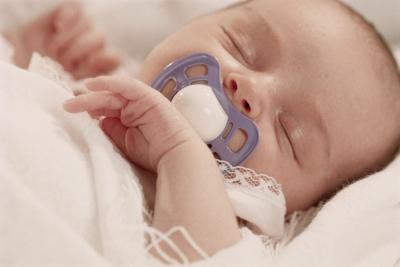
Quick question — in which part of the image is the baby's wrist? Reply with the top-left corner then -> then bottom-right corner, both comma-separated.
156,137 -> 210,174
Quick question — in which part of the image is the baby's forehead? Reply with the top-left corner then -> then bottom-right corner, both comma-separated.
216,0 -> 399,102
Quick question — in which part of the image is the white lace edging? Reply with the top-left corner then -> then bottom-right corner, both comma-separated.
216,159 -> 283,199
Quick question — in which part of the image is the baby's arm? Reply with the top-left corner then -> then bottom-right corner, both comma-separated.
64,76 -> 241,261
155,134 -> 241,260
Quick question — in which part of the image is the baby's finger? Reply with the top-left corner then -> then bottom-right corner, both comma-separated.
53,1 -> 82,32
63,92 -> 128,113
88,108 -> 121,119
72,48 -> 121,79
48,17 -> 91,57
85,76 -> 162,102
61,31 -> 105,68
88,48 -> 121,73
125,127 -> 153,170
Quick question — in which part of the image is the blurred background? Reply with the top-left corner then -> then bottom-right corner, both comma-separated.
0,0 -> 399,62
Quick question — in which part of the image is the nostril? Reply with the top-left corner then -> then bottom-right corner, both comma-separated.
231,80 -> 237,92
242,100 -> 251,113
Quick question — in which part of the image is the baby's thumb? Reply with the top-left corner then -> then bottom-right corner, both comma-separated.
100,117 -> 127,154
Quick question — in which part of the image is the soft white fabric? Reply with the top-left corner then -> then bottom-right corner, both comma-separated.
0,60 -> 150,266
1,1 -> 400,266
275,160 -> 400,267
0,49 -> 270,265
1,37 -> 400,266
0,36 -> 13,63
218,160 -> 286,238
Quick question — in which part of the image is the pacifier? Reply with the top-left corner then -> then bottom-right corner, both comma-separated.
151,53 -> 259,166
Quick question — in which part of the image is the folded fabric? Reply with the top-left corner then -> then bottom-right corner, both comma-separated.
218,160 -> 286,238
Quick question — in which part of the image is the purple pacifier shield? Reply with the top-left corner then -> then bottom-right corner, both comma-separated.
151,53 -> 259,166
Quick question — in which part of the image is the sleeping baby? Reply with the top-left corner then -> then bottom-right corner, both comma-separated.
3,0 -> 400,262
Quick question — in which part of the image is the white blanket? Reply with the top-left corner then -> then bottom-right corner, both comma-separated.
0,61 -> 149,266
0,54 -> 400,266
1,1 -> 400,265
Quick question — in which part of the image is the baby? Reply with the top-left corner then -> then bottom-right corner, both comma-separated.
137,0 -> 400,213
3,0 -> 400,262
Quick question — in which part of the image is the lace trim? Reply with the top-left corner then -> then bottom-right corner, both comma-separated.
217,159 -> 283,198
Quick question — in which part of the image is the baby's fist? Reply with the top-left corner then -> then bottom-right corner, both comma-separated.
17,2 -> 120,78
48,2 -> 121,79
64,76 -> 200,171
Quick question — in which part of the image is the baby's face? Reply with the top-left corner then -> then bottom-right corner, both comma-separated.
139,0 -> 399,213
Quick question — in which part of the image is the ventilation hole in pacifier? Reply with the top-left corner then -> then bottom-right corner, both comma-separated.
222,122 -> 234,139
228,128 -> 248,153
213,152 -> 221,160
191,80 -> 208,85
160,79 -> 176,99
185,64 -> 208,78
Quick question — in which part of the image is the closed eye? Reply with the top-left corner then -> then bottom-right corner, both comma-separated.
220,26 -> 250,66
278,113 -> 299,163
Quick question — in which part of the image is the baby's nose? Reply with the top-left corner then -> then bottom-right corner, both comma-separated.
223,74 -> 261,120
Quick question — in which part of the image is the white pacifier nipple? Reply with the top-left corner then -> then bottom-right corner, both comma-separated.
171,84 -> 228,142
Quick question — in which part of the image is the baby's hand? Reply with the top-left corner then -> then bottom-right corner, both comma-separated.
64,76 -> 200,171
19,2 -> 120,79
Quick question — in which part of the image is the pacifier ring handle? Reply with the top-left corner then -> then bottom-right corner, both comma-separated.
151,53 -> 259,166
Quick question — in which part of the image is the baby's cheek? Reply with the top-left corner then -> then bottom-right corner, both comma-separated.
241,121 -> 285,175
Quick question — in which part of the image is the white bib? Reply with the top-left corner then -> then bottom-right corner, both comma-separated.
217,160 -> 286,238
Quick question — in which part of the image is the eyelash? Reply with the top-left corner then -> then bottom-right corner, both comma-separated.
278,114 -> 298,162
221,26 -> 250,66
